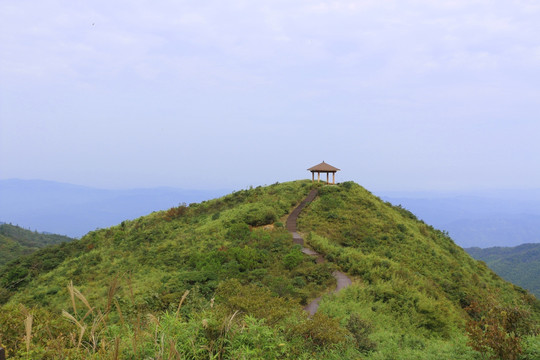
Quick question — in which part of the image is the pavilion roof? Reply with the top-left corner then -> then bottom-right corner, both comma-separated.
307,161 -> 340,172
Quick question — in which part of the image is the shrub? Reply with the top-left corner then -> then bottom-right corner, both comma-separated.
226,223 -> 250,241
164,203 -> 188,221
466,295 -> 537,360
242,205 -> 278,227
283,247 -> 303,270
216,279 -> 292,325
346,313 -> 377,352
340,181 -> 355,190
290,312 -> 348,347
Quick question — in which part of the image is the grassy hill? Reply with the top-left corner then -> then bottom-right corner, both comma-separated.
0,223 -> 73,266
1,181 -> 538,359
466,244 -> 540,298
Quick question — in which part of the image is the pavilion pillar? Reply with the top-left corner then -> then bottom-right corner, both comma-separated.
317,172 -> 320,183
326,172 -> 329,184
332,172 -> 335,184
312,172 -> 314,182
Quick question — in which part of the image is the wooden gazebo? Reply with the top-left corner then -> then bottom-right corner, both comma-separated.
308,161 -> 340,184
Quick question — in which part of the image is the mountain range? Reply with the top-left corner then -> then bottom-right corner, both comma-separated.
466,243 -> 540,298
0,179 -> 229,238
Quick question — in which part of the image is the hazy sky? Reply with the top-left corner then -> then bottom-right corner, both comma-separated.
1,0 -> 539,191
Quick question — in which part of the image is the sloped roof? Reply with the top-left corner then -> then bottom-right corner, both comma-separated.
307,161 -> 340,172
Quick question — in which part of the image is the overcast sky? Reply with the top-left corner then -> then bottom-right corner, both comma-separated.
1,0 -> 539,191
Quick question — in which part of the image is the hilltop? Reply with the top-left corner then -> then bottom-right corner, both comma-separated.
0,224 -> 73,266
1,181 -> 538,359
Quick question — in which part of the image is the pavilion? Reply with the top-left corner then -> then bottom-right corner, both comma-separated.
308,161 -> 340,184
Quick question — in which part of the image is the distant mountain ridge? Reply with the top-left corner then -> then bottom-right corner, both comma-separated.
0,223 -> 73,266
466,243 -> 540,297
0,179 -> 230,238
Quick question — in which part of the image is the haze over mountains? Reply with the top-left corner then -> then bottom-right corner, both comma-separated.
0,179 -> 229,238
380,190 -> 540,248
3,178 -> 540,248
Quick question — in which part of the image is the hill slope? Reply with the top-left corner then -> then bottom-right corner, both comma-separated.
467,243 -> 540,298
0,224 -> 73,266
1,181 -> 538,359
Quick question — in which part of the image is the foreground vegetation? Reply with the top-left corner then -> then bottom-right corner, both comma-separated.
1,180 -> 539,359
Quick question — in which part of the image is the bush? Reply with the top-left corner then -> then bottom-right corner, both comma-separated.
216,279 -> 293,325
283,247 -> 303,270
242,205 -> 278,227
226,223 -> 251,241
466,295 -> 537,360
290,312 -> 348,347
164,203 -> 188,221
346,313 -> 377,352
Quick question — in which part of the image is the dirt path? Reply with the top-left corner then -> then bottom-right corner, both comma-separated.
286,189 -> 352,316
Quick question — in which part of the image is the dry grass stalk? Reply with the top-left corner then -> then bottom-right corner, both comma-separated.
113,336 -> 120,360
114,299 -> 125,326
127,275 -> 135,304
90,311 -> 106,352
131,336 -> 137,357
147,314 -> 161,346
24,312 -> 33,353
62,310 -> 86,348
126,275 -> 141,355
72,286 -> 93,314
77,325 -> 87,349
68,281 -> 77,314
68,281 -> 94,321
175,290 -> 190,318
131,313 -> 141,356
158,333 -> 165,359
226,310 -> 240,333
147,313 -> 160,327
168,339 -> 181,360
106,275 -> 120,313
100,338 -> 107,355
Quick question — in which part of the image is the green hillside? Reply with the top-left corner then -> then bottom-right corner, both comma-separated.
466,244 -> 540,298
0,223 -> 73,266
1,181 -> 539,359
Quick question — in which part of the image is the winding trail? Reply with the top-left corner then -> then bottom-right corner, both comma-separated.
286,189 -> 352,316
